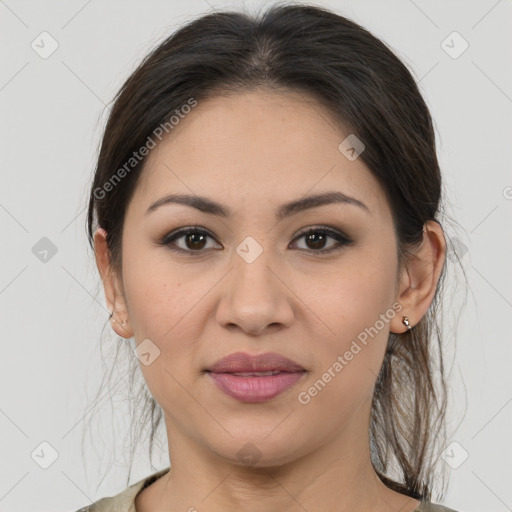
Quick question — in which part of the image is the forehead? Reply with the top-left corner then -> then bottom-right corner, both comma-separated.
131,89 -> 388,220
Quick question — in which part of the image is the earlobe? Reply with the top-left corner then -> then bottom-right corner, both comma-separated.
110,314 -> 133,338
390,221 -> 446,334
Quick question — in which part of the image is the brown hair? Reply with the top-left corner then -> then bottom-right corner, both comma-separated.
84,2 -> 466,501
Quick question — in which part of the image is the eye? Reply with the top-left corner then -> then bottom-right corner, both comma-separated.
158,225 -> 353,256
159,227 -> 220,255
290,226 -> 353,254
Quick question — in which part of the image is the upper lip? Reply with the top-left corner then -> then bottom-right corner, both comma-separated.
206,351 -> 306,373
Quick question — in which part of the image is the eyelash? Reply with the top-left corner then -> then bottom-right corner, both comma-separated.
158,226 -> 353,256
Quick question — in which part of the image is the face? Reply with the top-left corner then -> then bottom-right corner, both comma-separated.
101,89 -> 409,467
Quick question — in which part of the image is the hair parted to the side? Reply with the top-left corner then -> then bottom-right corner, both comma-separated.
83,1 -> 467,501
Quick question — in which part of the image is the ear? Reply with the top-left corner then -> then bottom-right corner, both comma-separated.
390,220 -> 446,334
93,227 -> 134,338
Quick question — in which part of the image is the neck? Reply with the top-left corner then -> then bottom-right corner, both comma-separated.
135,414 -> 420,512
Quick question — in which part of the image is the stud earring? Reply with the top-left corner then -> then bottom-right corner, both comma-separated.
402,316 -> 412,330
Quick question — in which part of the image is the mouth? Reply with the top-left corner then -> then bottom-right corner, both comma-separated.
204,352 -> 306,403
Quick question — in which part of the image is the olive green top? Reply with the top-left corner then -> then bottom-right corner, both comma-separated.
75,467 -> 459,512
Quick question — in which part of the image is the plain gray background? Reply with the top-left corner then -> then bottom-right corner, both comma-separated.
1,0 -> 511,511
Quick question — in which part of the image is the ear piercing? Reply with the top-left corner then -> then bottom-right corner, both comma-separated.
402,316 -> 412,330
111,317 -> 127,328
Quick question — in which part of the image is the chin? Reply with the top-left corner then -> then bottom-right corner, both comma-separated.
206,431 -> 310,469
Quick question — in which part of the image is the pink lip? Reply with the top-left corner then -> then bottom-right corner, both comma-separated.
205,351 -> 306,403
207,371 -> 306,403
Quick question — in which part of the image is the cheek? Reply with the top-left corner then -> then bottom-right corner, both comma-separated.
305,249 -> 397,339
120,242 -> 210,388
121,236 -> 195,339
296,247 -> 397,397
295,269 -> 393,426
122,261 -> 199,412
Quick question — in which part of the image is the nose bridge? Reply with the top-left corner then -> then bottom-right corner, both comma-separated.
232,238 -> 279,308
216,237 -> 293,333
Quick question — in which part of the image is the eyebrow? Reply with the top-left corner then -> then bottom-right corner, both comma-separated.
145,191 -> 370,219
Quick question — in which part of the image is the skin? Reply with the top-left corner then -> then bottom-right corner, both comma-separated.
94,89 -> 446,512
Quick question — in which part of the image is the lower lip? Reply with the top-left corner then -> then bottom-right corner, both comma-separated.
207,371 -> 306,403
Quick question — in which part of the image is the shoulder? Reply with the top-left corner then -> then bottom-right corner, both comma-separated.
415,502 -> 460,512
73,467 -> 171,512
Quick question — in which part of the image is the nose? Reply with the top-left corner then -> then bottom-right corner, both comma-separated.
215,249 -> 295,336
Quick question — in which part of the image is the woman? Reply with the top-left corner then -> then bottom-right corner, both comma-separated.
78,3 -> 460,511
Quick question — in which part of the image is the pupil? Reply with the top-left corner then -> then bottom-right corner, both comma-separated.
188,233 -> 206,250
307,233 -> 325,249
